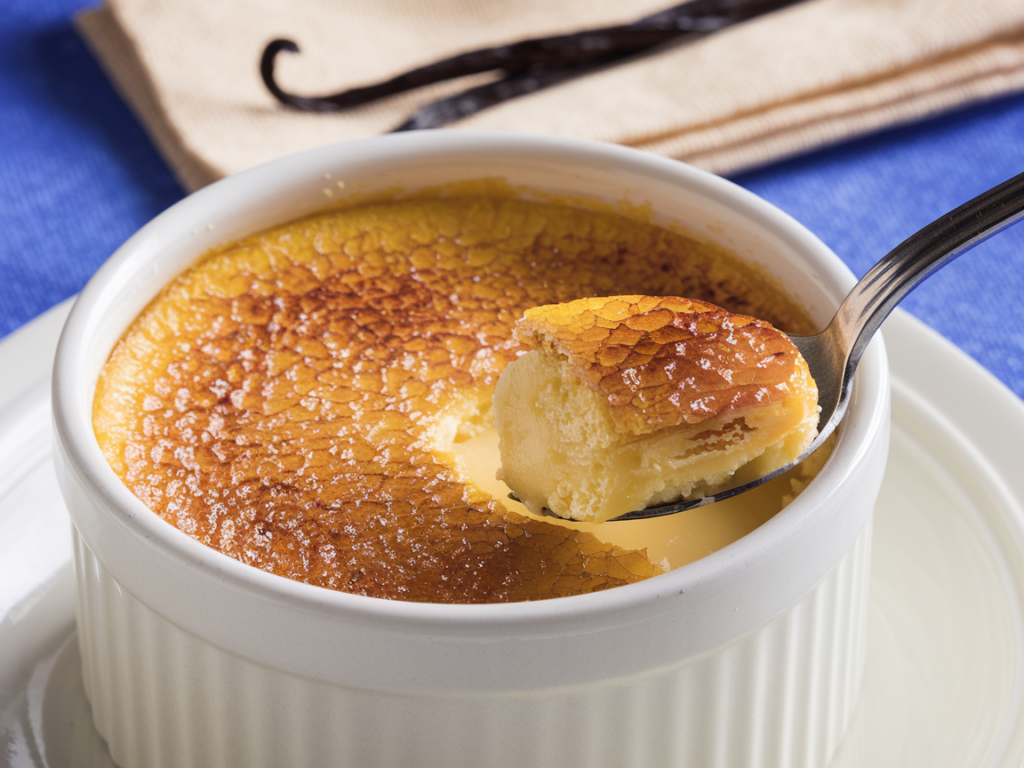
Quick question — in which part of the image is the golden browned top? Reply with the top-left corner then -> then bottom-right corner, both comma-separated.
515,295 -> 804,434
93,196 -> 810,604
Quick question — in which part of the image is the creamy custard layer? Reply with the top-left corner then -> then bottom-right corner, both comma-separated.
93,194 -> 826,603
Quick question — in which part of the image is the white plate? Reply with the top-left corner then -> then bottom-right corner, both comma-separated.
1,302 -> 1023,768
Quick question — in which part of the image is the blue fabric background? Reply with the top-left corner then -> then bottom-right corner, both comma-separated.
2,0 -> 1022,399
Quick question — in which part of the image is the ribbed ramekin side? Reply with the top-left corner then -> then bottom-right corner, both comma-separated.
73,517 -> 871,768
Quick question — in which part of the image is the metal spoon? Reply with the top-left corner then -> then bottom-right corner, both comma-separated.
610,170 -> 1024,522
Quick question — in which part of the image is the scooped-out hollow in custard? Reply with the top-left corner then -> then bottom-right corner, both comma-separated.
493,295 -> 820,523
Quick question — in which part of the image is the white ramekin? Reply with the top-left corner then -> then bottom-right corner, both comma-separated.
53,132 -> 889,768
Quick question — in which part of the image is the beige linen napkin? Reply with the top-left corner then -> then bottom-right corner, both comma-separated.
77,0 -> 1024,192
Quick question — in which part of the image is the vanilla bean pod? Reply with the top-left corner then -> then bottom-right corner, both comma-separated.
391,0 -> 802,131
262,25 -> 681,113
261,0 -> 805,118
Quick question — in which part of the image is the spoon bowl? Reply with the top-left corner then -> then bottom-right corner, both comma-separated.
613,169 -> 1024,521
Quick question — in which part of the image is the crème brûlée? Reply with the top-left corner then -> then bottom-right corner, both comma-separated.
493,295 -> 820,523
92,192 -> 830,604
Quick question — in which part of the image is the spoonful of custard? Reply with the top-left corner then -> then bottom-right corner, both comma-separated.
494,170 -> 1024,522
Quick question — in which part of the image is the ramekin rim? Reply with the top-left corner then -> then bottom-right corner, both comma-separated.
52,130 -> 888,629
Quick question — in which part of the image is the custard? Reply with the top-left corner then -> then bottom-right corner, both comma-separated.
93,194 -> 825,603
493,296 -> 819,522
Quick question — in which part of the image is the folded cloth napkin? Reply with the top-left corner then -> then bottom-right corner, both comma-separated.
77,0 -> 1024,192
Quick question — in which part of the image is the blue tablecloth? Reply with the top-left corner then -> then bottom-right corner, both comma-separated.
2,0 -> 1022,400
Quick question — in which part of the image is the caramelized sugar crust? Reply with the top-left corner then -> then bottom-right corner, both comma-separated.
515,295 -> 803,434
93,197 -> 810,603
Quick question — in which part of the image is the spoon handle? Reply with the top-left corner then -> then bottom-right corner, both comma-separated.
830,170 -> 1024,370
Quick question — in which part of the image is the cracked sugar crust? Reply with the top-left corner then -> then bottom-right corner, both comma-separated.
92,196 -> 813,603
514,295 -> 807,435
